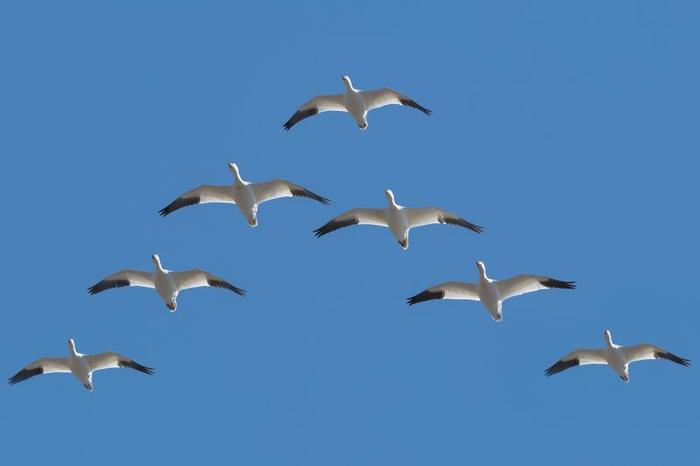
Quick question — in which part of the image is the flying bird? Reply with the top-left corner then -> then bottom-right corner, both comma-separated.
283,75 -> 431,131
8,339 -> 153,391
545,330 -> 690,382
407,261 -> 574,321
88,254 -> 245,312
159,162 -> 329,226
314,189 -> 482,250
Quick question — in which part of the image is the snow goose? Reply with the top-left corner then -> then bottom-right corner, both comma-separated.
407,261 -> 574,321
159,162 -> 329,227
88,254 -> 245,312
8,339 -> 153,391
314,189 -> 482,249
545,330 -> 690,382
283,75 -> 431,131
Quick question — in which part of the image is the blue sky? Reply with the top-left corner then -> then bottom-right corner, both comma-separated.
1,1 -> 698,465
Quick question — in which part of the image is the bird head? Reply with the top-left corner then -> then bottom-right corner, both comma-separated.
341,75 -> 353,90
228,162 -> 244,182
151,254 -> 162,268
604,329 -> 613,344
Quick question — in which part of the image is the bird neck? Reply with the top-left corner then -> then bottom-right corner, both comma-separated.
229,164 -> 244,184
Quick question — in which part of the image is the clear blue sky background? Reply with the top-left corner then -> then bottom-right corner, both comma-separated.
1,2 -> 698,465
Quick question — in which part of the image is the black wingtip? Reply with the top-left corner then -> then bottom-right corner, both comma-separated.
540,279 -> 576,290
313,217 -> 359,238
656,351 -> 691,367
208,279 -> 246,296
159,196 -> 200,217
441,216 -> 484,234
283,108 -> 319,131
119,359 -> 155,375
88,279 -> 130,295
544,358 -> 579,377
407,289 -> 445,306
290,187 -> 330,205
471,223 -> 485,234
399,98 -> 432,116
316,195 -> 331,205
308,193 -> 330,205
8,367 -> 43,385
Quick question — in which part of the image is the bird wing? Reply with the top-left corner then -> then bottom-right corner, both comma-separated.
545,348 -> 607,376
171,269 -> 246,296
251,179 -> 329,205
495,275 -> 575,301
621,344 -> 690,366
283,94 -> 347,130
313,208 -> 387,237
8,357 -> 70,385
407,281 -> 479,305
403,207 -> 483,234
361,88 -> 432,115
159,185 -> 235,217
85,352 -> 154,375
88,270 -> 155,295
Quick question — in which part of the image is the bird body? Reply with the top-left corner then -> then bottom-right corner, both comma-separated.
8,339 -> 154,391
476,272 -> 502,319
545,330 -> 690,382
408,261 -> 575,321
314,189 -> 482,249
340,79 -> 368,128
604,337 -> 630,381
88,254 -> 245,312
159,163 -> 329,227
152,259 -> 179,310
283,75 -> 431,130
67,345 -> 93,390
385,194 -> 411,247
233,178 -> 259,226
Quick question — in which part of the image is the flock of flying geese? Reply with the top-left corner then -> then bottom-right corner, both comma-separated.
9,75 -> 689,391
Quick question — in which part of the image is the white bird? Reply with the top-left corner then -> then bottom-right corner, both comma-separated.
314,189 -> 483,249
8,339 -> 153,391
407,260 -> 574,321
88,254 -> 245,312
160,162 -> 329,226
283,75 -> 431,131
545,330 -> 690,382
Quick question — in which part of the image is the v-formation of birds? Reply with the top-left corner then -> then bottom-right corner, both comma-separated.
9,75 -> 689,391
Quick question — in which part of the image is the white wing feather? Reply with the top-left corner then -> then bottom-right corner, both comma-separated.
299,94 -> 347,113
